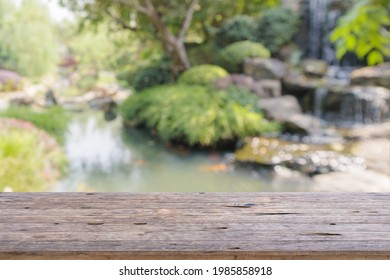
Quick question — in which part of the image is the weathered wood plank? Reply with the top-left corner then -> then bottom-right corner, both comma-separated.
0,193 -> 389,259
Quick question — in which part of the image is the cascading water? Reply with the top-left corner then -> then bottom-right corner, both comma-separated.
307,0 -> 358,66
308,0 -> 329,60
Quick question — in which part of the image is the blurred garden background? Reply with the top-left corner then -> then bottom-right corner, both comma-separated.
0,0 -> 389,192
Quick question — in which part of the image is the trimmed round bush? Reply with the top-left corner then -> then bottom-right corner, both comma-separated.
253,8 -> 300,53
216,15 -> 256,48
120,85 -> 279,147
178,64 -> 228,86
131,65 -> 172,92
218,41 -> 271,73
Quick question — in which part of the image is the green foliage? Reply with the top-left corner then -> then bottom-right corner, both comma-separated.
0,119 -> 67,192
187,42 -> 220,65
218,41 -> 270,73
215,15 -> 256,47
178,64 -> 228,86
253,7 -> 300,53
330,0 -> 390,65
194,0 -> 279,40
0,106 -> 70,143
120,84 -> 279,147
130,59 -> 173,92
64,20 -> 139,75
0,0 -> 59,77
225,86 -> 262,113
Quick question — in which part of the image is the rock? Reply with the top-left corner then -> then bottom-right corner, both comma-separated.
283,114 -> 322,135
244,58 -> 286,80
282,69 -> 326,98
277,43 -> 300,63
9,94 -> 34,106
88,97 -> 116,111
259,95 -> 302,119
285,150 -> 365,175
312,170 -> 390,191
337,122 -> 390,139
320,86 -> 390,123
214,74 -> 281,98
0,69 -> 22,91
235,137 -> 351,167
352,138 -> 390,175
230,74 -> 254,89
112,88 -> 132,104
252,79 -> 281,98
302,59 -> 328,77
213,76 -> 232,89
235,137 -> 313,165
44,89 -> 58,107
350,63 -> 390,89
259,95 -> 321,135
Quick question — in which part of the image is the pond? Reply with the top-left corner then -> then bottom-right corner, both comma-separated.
54,111 -> 314,192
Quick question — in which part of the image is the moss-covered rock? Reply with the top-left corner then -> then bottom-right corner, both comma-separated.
218,41 -> 271,73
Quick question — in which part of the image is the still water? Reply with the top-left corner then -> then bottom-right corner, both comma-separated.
54,112 -> 313,192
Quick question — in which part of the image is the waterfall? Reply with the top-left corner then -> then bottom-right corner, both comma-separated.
307,0 -> 362,65
308,0 -> 329,60
314,87 -> 328,118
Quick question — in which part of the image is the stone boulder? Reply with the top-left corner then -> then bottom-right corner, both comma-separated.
243,58 -> 286,80
302,59 -> 328,77
282,69 -> 326,97
0,69 -> 22,91
350,63 -> 390,89
259,95 -> 321,135
214,74 -> 281,98
235,137 -> 314,166
259,95 -> 302,118
235,137 -> 361,176
319,86 -> 390,123
285,150 -> 365,175
283,114 -> 322,135
352,138 -> 390,175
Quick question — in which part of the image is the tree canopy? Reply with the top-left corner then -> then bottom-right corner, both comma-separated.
0,0 -> 59,77
330,0 -> 390,65
60,0 -> 279,72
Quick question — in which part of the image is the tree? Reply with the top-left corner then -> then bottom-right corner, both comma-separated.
0,0 -> 59,77
60,0 -> 279,73
61,0 -> 200,73
330,0 -> 390,65
63,20 -> 138,76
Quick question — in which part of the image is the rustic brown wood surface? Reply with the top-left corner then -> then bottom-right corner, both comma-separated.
0,192 -> 389,259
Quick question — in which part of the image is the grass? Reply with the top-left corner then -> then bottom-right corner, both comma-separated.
0,106 -> 70,143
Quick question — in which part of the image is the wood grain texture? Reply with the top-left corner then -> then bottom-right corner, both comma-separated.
0,192 -> 389,260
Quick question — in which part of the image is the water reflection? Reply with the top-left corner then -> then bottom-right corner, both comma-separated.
55,111 -> 313,192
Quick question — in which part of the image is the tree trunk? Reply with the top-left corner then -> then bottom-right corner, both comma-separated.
141,0 -> 197,74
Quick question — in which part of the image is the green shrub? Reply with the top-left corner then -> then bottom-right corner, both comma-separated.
253,8 -> 300,53
0,118 -> 67,192
178,65 -> 229,86
226,86 -> 262,113
120,85 -> 279,147
0,106 -> 70,143
130,58 -> 173,91
218,41 -> 271,73
216,15 -> 256,48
